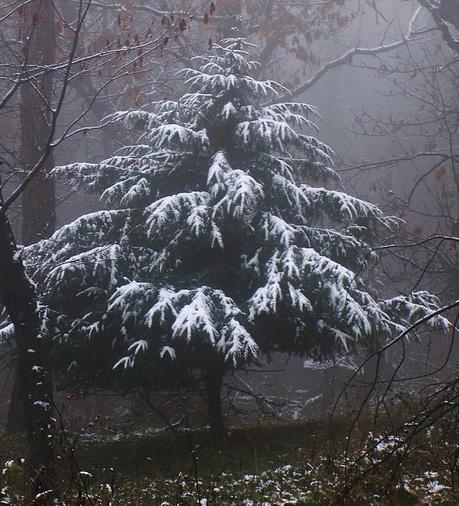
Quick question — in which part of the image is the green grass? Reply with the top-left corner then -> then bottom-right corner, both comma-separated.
75,417 -> 347,479
0,418 -> 457,504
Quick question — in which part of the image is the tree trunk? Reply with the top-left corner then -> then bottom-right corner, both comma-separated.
7,0 -> 57,434
5,367 -> 25,433
320,365 -> 339,414
21,171 -> 56,245
205,366 -> 227,446
20,0 -> 57,245
0,194 -> 56,495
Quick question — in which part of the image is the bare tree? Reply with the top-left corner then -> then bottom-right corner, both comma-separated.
346,3 -> 459,300
0,0 -> 182,495
326,5 -> 459,498
5,0 -> 58,437
0,0 -> 99,494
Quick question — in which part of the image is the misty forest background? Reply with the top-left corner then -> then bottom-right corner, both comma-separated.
0,0 -> 458,504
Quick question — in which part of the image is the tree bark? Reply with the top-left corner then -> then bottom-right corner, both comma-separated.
0,190 -> 56,495
20,0 -> 57,245
7,0 -> 57,434
205,365 -> 227,446
5,367 -> 25,433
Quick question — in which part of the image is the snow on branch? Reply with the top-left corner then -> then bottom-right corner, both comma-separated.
379,291 -> 451,332
145,191 -> 210,236
22,37 -> 451,383
146,286 -> 257,364
213,170 -> 264,219
303,186 -> 396,226
236,119 -> 300,152
147,124 -> 209,151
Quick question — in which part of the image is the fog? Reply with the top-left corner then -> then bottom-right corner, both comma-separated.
0,0 -> 458,502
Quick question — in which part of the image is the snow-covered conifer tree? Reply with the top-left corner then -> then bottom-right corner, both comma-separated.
15,39 -> 448,439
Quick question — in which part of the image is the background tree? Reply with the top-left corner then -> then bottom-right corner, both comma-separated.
344,1 -> 459,304
0,0 -> 181,495
20,0 -> 57,244
0,0 -> 203,437
326,2 -> 459,497
5,0 -> 58,436
0,182 -> 56,497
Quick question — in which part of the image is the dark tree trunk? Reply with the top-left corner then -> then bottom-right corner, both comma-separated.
21,171 -> 56,245
7,0 -> 57,434
320,365 -> 339,414
0,192 -> 56,494
205,366 -> 227,446
59,0 -> 116,156
20,0 -> 57,245
5,367 -> 25,433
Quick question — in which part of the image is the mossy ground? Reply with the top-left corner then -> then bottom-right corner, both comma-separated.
0,418 -> 457,504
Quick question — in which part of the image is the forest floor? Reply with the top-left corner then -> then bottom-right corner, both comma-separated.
0,417 -> 457,504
